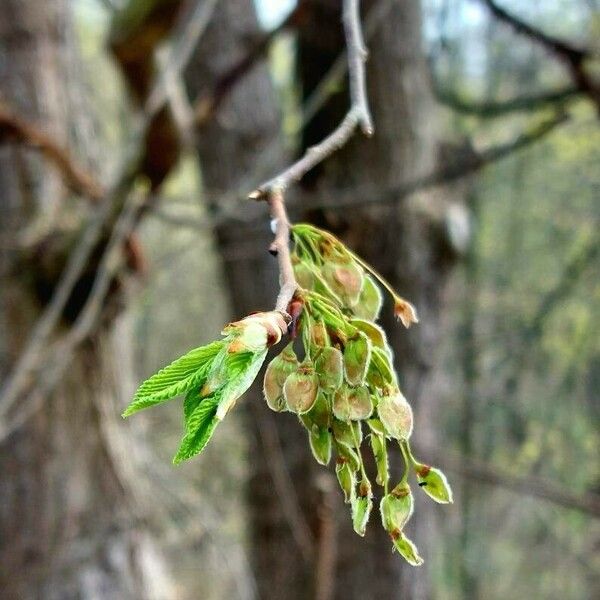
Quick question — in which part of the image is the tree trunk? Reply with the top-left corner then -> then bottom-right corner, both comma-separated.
0,2 -> 171,597
187,1 -> 465,598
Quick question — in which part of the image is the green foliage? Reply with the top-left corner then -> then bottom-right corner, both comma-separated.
174,394 -> 221,464
124,312 -> 286,463
125,223 -> 451,562
122,341 -> 224,416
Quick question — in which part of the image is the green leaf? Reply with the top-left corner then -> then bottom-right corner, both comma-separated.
173,395 -> 221,464
216,349 -> 268,420
175,349 -> 269,462
183,388 -> 201,423
123,341 -> 223,416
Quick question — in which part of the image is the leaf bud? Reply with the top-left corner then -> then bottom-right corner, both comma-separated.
370,432 -> 389,487
390,531 -> 424,566
334,440 -> 361,472
335,458 -> 356,503
393,297 -> 419,329
309,427 -> 332,466
224,311 -> 288,351
380,483 -> 413,533
352,491 -> 373,537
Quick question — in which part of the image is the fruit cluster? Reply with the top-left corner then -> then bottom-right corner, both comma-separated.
262,224 -> 452,564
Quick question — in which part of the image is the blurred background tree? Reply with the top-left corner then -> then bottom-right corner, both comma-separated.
0,1 -> 598,599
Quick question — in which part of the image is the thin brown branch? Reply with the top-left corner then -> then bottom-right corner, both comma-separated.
479,0 -> 600,111
0,100 -> 104,201
249,0 -> 373,200
479,0 -> 588,66
434,84 -> 581,117
343,0 -> 373,134
299,111 -> 570,212
268,190 -> 297,313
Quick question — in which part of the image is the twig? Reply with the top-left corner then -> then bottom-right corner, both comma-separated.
151,111 -> 572,238
434,84 -> 581,117
268,190 -> 297,313
479,0 -> 600,111
301,0 -> 393,127
0,100 -> 104,201
249,0 -> 373,199
343,0 -> 373,135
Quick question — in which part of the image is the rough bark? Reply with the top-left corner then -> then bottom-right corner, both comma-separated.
0,2 -> 171,598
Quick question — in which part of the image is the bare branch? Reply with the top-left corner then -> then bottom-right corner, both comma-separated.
434,84 -> 581,117
249,0 -> 373,200
479,0 -> 588,66
343,0 -> 373,134
0,100 -> 104,201
268,190 -> 297,313
479,0 -> 600,111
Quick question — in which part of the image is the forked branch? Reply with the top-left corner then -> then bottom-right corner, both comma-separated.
250,0 -> 373,314
249,0 -> 372,200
